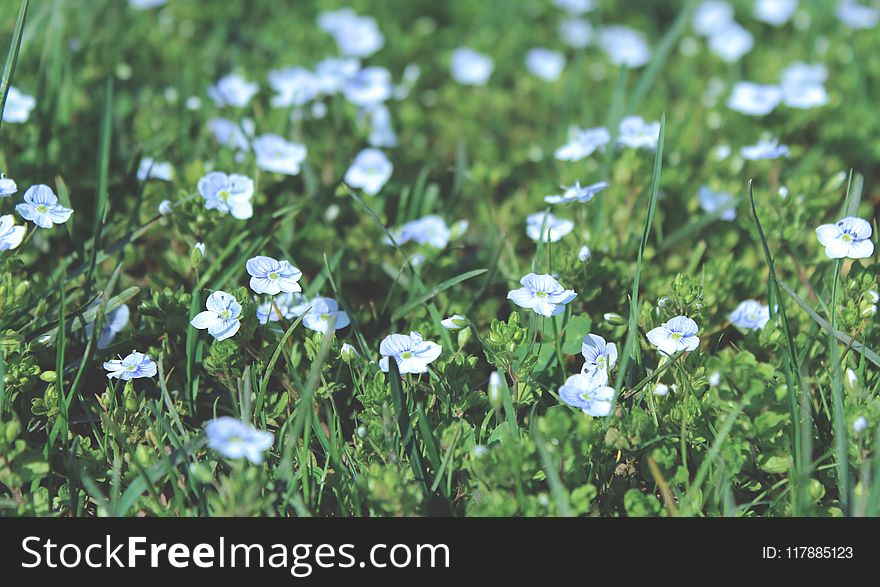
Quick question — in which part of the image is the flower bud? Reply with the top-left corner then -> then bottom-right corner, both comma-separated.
488,371 -> 503,410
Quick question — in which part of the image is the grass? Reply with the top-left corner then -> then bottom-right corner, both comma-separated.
1,0 -> 880,518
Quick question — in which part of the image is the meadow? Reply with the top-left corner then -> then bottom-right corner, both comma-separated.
1,0 -> 880,517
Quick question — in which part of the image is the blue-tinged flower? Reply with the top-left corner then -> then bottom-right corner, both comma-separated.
267,66 -> 320,107
15,185 -> 73,228
205,417 -> 274,465
451,48 -> 494,86
315,57 -> 361,95
693,1 -> 734,36
554,0 -> 596,14
385,215 -> 451,249
246,255 -> 302,295
525,48 -> 566,81
137,157 -> 173,181
526,212 -> 574,242
559,17 -> 593,48
853,416 -> 868,433
554,126 -> 611,161
740,138 -> 790,160
378,332 -> 442,374
581,333 -> 618,381
507,273 -> 576,317
86,303 -> 130,349
256,292 -> 310,324
2,87 -> 35,123
197,172 -> 254,219
545,180 -> 608,205
208,74 -> 259,108
441,315 -> 468,330
193,242 -> 206,258
366,104 -> 398,148
646,316 -> 700,355
617,116 -> 660,150
708,22 -> 754,63
253,134 -> 307,176
698,185 -> 736,220
344,148 -> 392,195
578,245 -> 591,262
129,0 -> 166,8
208,117 -> 254,151
727,82 -> 782,116
597,26 -> 651,68
302,297 -> 350,332
340,343 -> 359,361
730,299 -> 770,331
0,214 -> 26,251
319,10 -> 384,58
343,66 -> 393,107
191,291 -> 242,341
558,369 -> 614,417
653,383 -> 671,396
837,0 -> 879,29
816,217 -> 874,259
754,0 -> 798,26
103,350 -> 157,380
782,81 -> 827,110
0,174 -> 17,197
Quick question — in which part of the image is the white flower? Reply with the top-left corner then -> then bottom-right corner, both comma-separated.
558,369 -> 614,417
208,74 -> 259,108
158,200 -> 173,216
698,186 -> 736,220
507,273 -> 577,317
340,343 -> 359,360
740,138 -> 790,160
782,82 -> 827,110
525,48 -> 566,81
205,417 -> 274,465
253,134 -> 307,176
578,245 -> 591,262
315,57 -> 361,95
302,297 -> 350,332
653,383 -> 671,396
836,0 -> 879,29
197,172 -> 254,220
208,117 -> 254,151
526,211 -> 574,242
2,87 -> 36,123
581,334 -> 618,382
385,215 -> 451,249
559,17 -> 593,48
344,148 -> 392,195
554,126 -> 611,161
617,115 -> 660,150
554,0 -> 596,14
267,66 -> 320,107
378,332 -> 442,374
708,22 -> 754,63
597,26 -> 651,68
646,316 -> 700,355
0,174 -> 16,197
815,217 -> 874,259
190,291 -> 242,341
0,214 -> 26,251
15,185 -> 73,228
103,350 -> 157,380
754,0 -> 798,27
451,48 -> 494,86
545,180 -> 608,205
693,1 -> 734,36
730,299 -> 770,330
129,0 -> 166,8
853,416 -> 868,433
246,256 -> 303,295
86,303 -> 130,349
343,66 -> 393,107
256,292 -> 310,324
137,157 -> 174,181
727,82 -> 783,115
441,315 -> 468,330
320,12 -> 384,58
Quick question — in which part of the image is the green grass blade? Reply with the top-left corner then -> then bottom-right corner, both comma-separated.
0,0 -> 29,134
